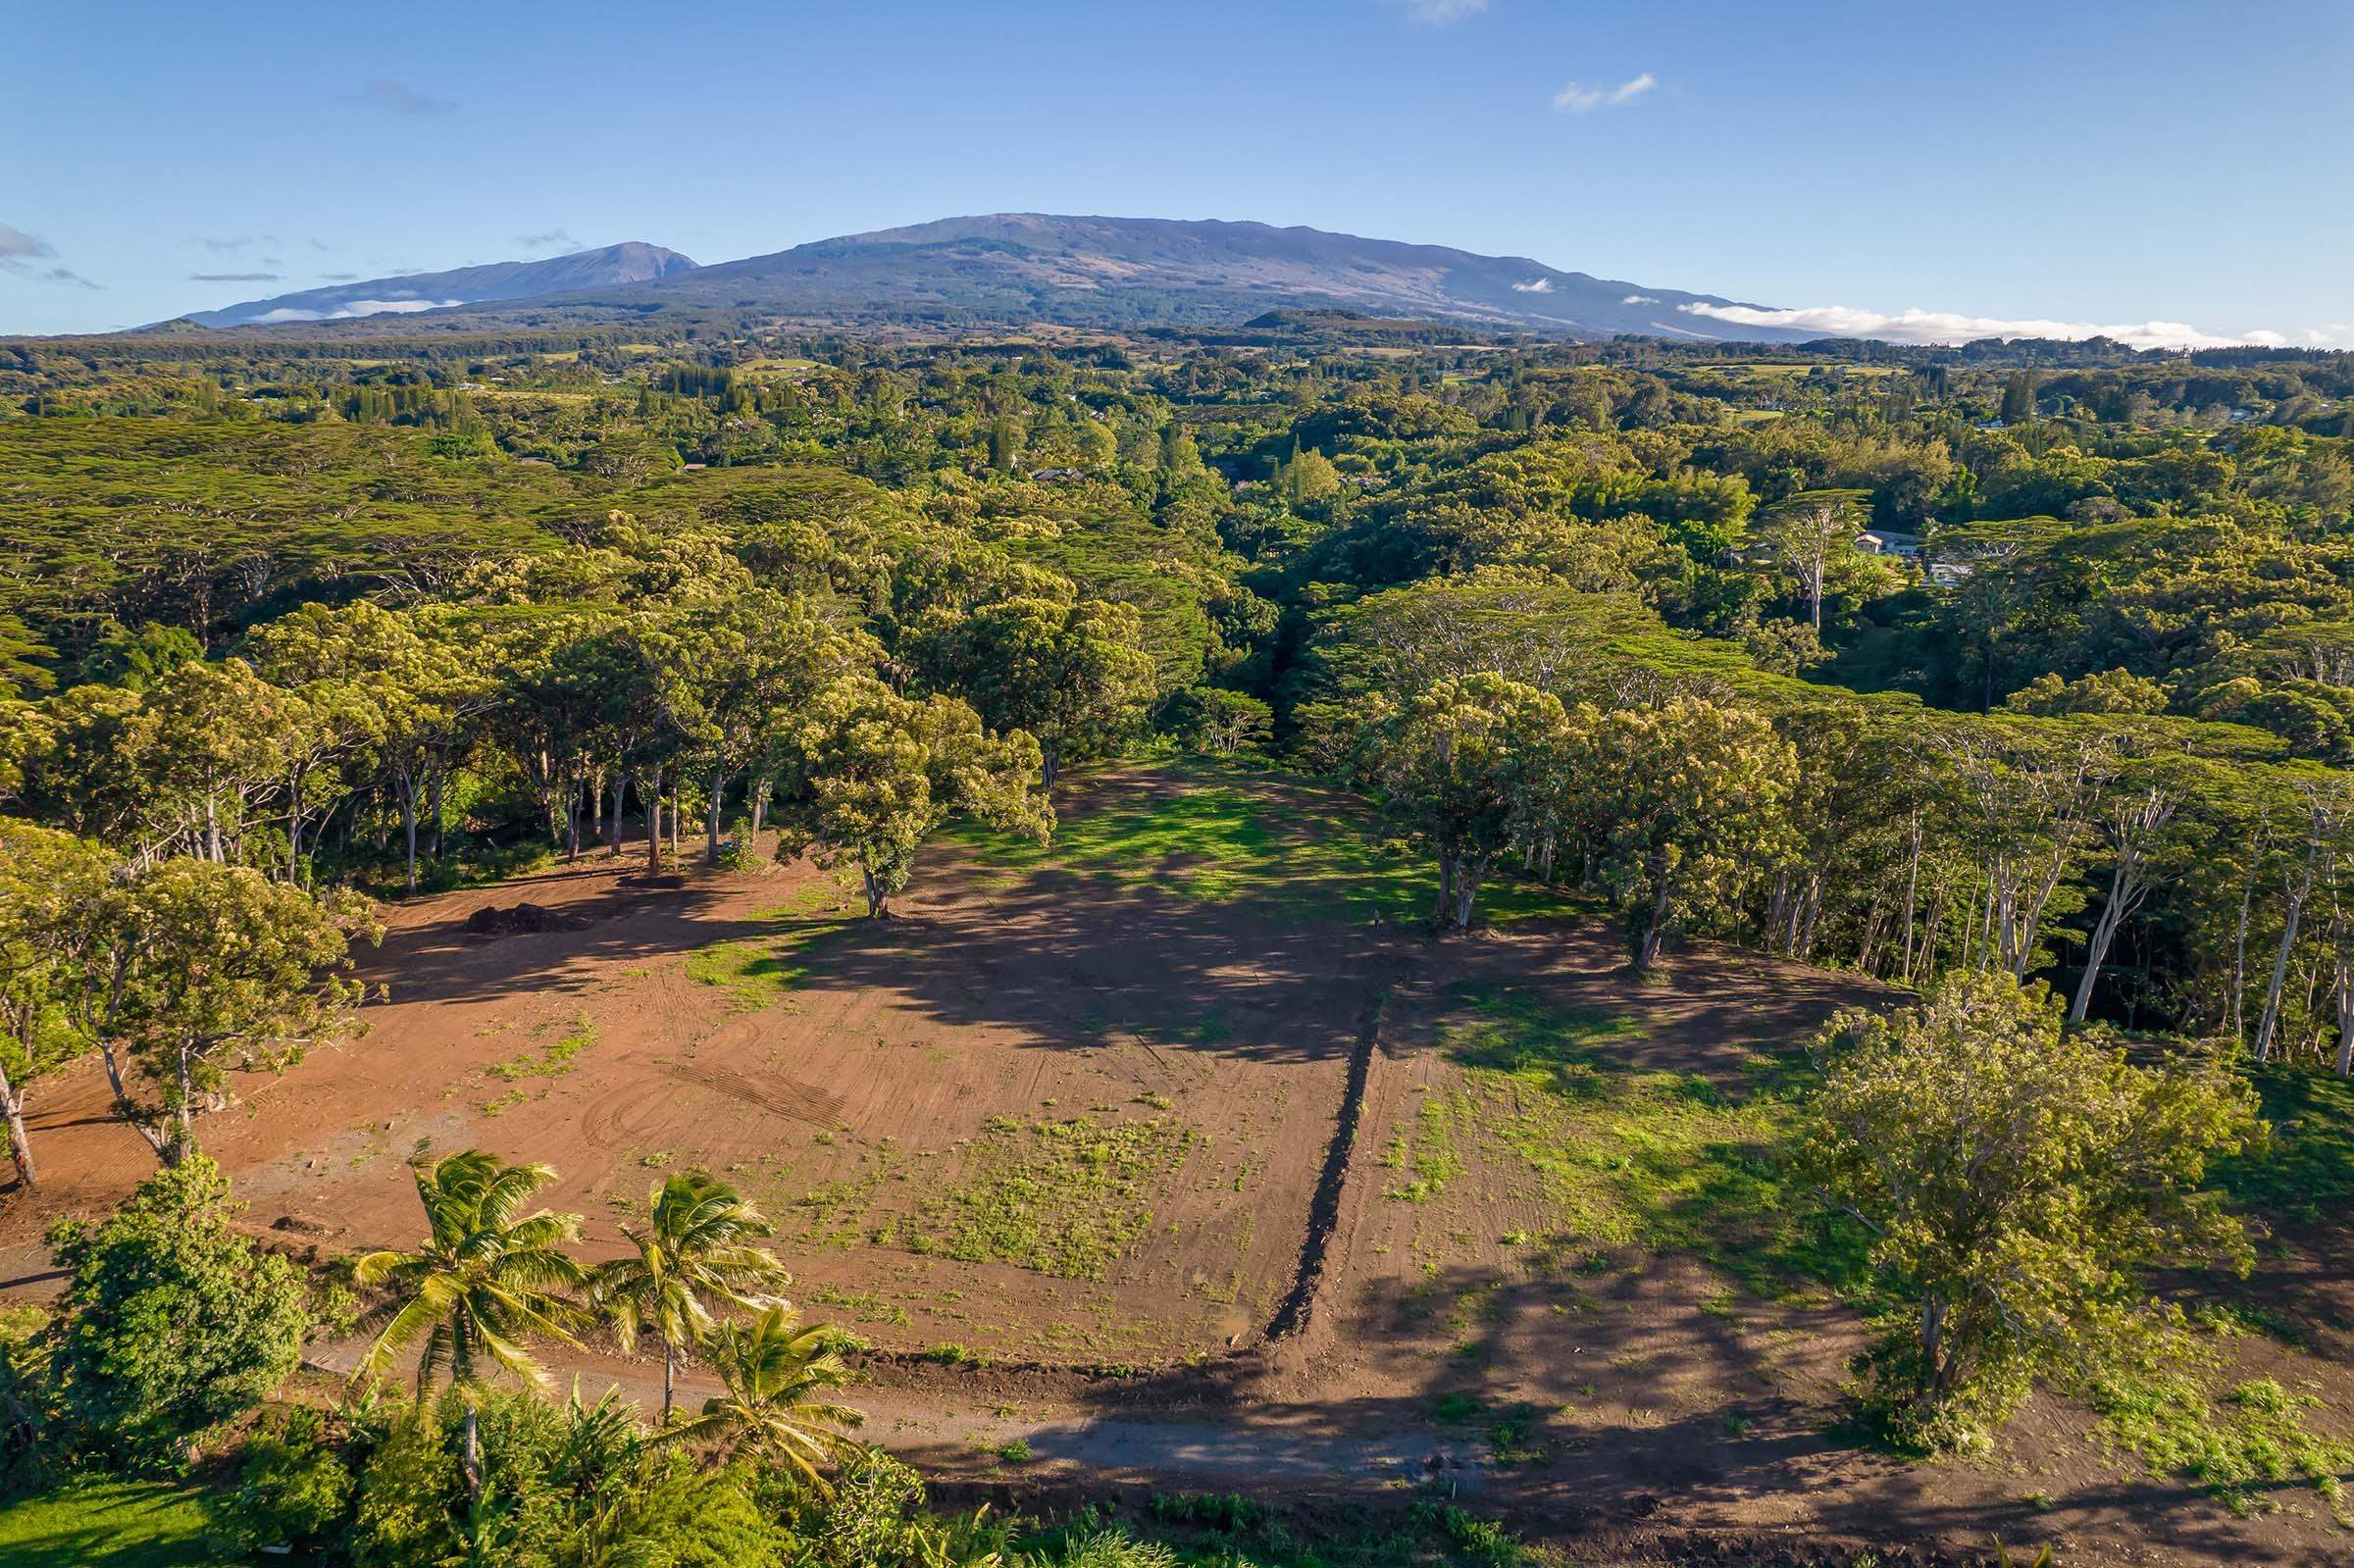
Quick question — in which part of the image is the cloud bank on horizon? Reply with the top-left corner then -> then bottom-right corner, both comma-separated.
1678,300 -> 2340,351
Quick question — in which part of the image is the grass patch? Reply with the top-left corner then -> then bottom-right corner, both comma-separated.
683,920 -> 847,1009
2085,1368 -> 2354,1521
946,759 -> 1582,929
1383,1091 -> 1469,1203
2214,1065 -> 2354,1226
1423,983 -> 1862,1295
880,1114 -> 1203,1281
806,1286 -> 913,1327
486,1012 -> 596,1082
0,1480 -> 236,1566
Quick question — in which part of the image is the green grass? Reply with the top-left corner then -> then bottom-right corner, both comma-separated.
2084,1369 -> 2354,1521
2214,1065 -> 2354,1226
945,759 -> 1582,929
486,1012 -> 596,1082
879,1114 -> 1203,1281
0,1480 -> 243,1566
683,919 -> 849,1009
1409,983 -> 1863,1295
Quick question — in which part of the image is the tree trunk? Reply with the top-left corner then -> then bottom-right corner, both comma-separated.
662,1340 -> 677,1423
1452,858 -> 1480,931
461,1404 -> 483,1501
1432,850 -> 1458,929
2336,944 -> 2354,1079
2071,858 -> 2139,1024
644,763 -> 664,874
706,768 -> 725,866
2257,845 -> 2318,1062
1041,742 -> 1060,789
0,1055 -> 33,1189
861,863 -> 888,919
1629,877 -> 1672,977
167,1049 -> 196,1167
751,777 -> 771,837
608,774 -> 626,856
400,771 -> 421,894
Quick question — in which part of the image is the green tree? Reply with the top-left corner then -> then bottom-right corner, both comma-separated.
69,859 -> 377,1165
592,1171 -> 793,1423
351,1149 -> 590,1497
662,1305 -> 861,1492
911,596 -> 1157,784
1362,673 -> 1567,931
0,821 -> 117,1187
1567,696 -> 1797,975
46,1155 -> 309,1463
1799,974 -> 2259,1447
770,677 -> 1050,918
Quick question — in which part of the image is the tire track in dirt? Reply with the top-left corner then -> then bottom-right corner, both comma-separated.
660,1061 -> 847,1131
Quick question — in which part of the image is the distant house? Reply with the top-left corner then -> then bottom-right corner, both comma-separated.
1855,530 -> 1923,561
1926,561 -> 1974,586
1027,467 -> 1085,482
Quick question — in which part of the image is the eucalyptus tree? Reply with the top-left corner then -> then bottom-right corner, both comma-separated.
61,859 -> 379,1165
1564,695 -> 1798,977
0,821 -> 117,1186
909,594 -> 1157,785
2067,745 -> 2212,1023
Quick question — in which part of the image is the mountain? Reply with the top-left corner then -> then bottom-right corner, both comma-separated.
521,215 -> 1804,340
181,216 -> 1808,342
181,242 -> 698,328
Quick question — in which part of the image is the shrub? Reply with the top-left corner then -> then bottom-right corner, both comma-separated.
1799,974 -> 2260,1450
218,1404 -> 356,1554
44,1156 -> 309,1465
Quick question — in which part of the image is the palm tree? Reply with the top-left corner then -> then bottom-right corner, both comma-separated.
590,1171 -> 792,1422
351,1147 -> 589,1494
660,1304 -> 862,1490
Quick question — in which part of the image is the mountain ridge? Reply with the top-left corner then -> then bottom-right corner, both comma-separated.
181,241 -> 699,328
177,215 -> 1809,341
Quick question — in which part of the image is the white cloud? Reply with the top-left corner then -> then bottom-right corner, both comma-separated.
1554,73 -> 1655,113
251,297 -> 462,324
517,228 -> 580,254
0,224 -> 54,260
1621,293 -> 1659,304
1395,0 -> 1487,23
1675,301 -> 2292,351
1511,277 -> 1553,293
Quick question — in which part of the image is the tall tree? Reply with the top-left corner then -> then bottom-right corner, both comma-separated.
63,859 -> 377,1166
769,677 -> 1049,918
0,821 -> 117,1187
1361,672 -> 1568,932
910,596 -> 1156,785
1566,696 -> 1797,976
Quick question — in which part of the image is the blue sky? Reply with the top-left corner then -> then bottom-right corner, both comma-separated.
6,0 -> 2349,344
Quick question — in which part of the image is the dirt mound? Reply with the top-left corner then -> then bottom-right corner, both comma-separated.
465,901 -> 565,936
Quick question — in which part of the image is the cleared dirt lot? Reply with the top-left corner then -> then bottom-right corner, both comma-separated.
5,760 -> 2351,1566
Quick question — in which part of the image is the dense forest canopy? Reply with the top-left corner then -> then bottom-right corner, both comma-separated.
3,322 -> 2354,1059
